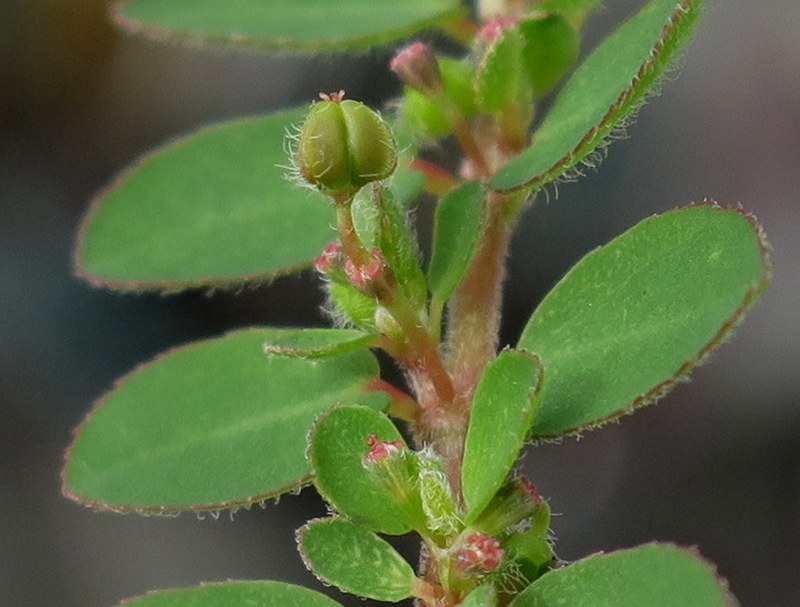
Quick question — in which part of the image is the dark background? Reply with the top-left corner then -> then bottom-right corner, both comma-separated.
2,1 -> 798,606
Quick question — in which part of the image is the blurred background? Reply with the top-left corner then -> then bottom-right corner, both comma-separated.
1,1 -> 798,605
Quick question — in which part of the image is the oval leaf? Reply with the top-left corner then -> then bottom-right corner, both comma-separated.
112,0 -> 464,52
298,518 -> 417,602
76,108 -> 334,291
538,0 -> 601,25
517,204 -> 771,438
308,404 -> 412,535
462,584 -> 498,607
63,328 -> 386,513
428,181 -> 485,302
263,328 -> 378,359
462,350 -> 543,521
508,543 -> 736,607
491,0 -> 703,191
116,580 -> 344,607
519,15 -> 579,99
476,27 -> 528,113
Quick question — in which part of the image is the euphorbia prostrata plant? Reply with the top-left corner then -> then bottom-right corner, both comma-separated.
63,1 -> 772,606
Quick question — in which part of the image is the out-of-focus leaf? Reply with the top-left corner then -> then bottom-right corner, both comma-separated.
112,0 -> 464,51
114,580 -> 344,607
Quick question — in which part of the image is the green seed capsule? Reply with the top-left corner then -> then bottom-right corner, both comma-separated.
296,94 -> 397,202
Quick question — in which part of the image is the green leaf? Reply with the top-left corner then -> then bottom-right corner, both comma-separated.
375,187 -> 428,310
476,27 -> 528,113
539,0 -> 600,11
507,543 -> 736,607
327,281 -> 380,331
538,0 -> 601,25
114,580 -> 344,607
428,181 -> 485,302
462,350 -> 543,521
76,107 -> 336,291
263,328 -> 378,359
519,15 -> 579,98
390,167 -> 426,208
63,328 -> 386,513
517,204 -> 771,438
491,0 -> 703,192
112,0 -> 464,51
298,517 -> 417,602
505,501 -> 555,582
308,404 -> 413,535
462,584 -> 498,607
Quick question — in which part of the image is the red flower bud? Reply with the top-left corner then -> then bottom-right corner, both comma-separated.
364,433 -> 406,465
456,533 -> 504,574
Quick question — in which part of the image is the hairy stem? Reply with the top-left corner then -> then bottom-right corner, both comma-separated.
335,203 -> 456,407
445,192 -> 512,404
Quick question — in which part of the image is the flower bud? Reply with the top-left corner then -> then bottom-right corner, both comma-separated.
363,434 -> 428,532
363,434 -> 415,496
455,533 -> 505,575
296,93 -> 397,201
314,241 -> 344,275
344,249 -> 387,287
364,433 -> 406,464
391,42 -> 443,96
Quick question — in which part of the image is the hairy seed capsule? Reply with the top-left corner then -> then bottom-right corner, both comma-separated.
296,94 -> 397,201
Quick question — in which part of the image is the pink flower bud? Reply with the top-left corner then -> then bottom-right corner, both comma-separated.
344,249 -> 386,286
364,433 -> 406,464
314,241 -> 343,274
390,42 -> 443,96
477,17 -> 518,42
456,533 -> 504,574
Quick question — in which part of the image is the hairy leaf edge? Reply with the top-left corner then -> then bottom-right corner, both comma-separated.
61,327 -> 381,514
263,331 -> 379,359
523,542 -> 738,607
73,109 -> 324,293
490,0 -> 703,193
110,0 -> 466,53
114,579 -> 344,607
529,202 -> 772,440
296,516 -> 418,602
463,348 -> 544,522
